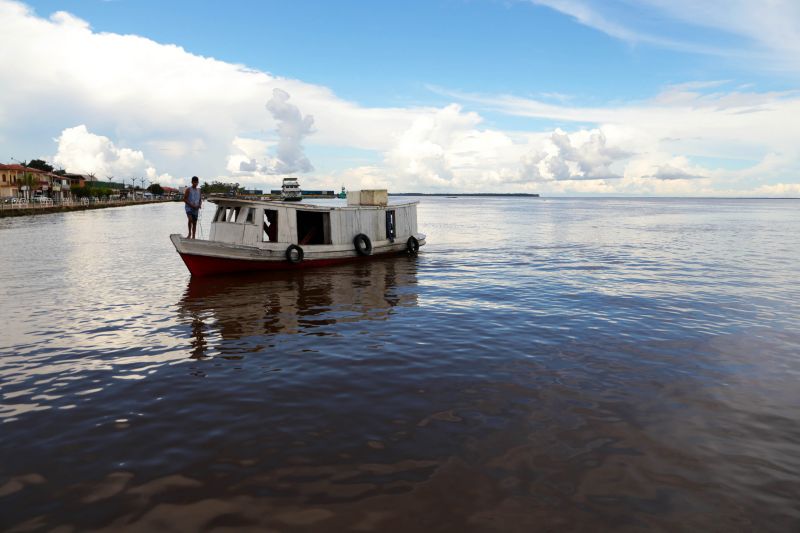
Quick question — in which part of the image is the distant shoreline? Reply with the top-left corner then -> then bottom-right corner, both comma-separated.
390,194 -> 799,199
390,193 -> 540,197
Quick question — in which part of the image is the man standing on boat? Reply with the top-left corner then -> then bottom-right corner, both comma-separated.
184,176 -> 202,239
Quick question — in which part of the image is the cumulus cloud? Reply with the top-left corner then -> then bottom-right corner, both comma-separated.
338,166 -> 392,190
53,125 -> 139,176
520,151 -> 547,181
519,129 -> 631,181
551,130 -> 630,179
53,125 -> 176,184
145,166 -> 176,186
230,89 -> 316,176
436,83 -> 800,194
647,164 -> 707,180
225,137 -> 272,175
238,159 -> 258,172
748,182 -> 800,197
386,104 -> 523,190
263,88 -> 315,174
0,0 -> 426,183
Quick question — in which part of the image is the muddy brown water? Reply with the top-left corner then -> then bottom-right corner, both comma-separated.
1,198 -> 799,531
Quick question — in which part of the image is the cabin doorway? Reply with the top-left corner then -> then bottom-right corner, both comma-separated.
386,210 -> 396,241
296,211 -> 330,245
262,210 -> 278,242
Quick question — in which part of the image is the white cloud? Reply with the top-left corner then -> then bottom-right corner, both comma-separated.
530,0 -> 665,45
747,182 -> 800,197
528,0 -> 800,71
518,129 -> 630,182
145,167 -> 176,187
639,0 -> 800,70
231,89 -> 316,176
647,164 -> 707,181
436,84 -> 800,193
226,137 -> 273,174
52,125 -> 177,185
338,166 -> 392,191
263,88 -> 315,174
385,104 -> 525,191
0,0 -> 428,183
53,125 -> 137,177
551,129 -> 630,180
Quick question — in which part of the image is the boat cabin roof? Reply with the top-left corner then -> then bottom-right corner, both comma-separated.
207,196 -> 418,212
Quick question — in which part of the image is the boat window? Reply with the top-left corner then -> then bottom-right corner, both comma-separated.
245,208 -> 255,224
296,210 -> 330,245
214,206 -> 225,222
386,210 -> 396,240
226,207 -> 241,222
263,209 -> 278,242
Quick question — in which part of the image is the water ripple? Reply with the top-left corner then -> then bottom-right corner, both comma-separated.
1,198 -> 799,530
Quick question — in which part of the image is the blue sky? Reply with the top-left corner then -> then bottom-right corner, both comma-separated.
2,0 -> 800,195
23,0 -> 785,105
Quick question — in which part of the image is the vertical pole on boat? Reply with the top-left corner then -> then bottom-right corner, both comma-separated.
198,205 -> 205,239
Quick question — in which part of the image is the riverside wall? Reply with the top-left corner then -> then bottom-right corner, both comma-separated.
0,199 -> 174,218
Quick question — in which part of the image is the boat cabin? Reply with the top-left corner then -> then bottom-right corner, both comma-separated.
208,197 -> 418,249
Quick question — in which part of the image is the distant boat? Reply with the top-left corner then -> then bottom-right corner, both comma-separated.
337,186 -> 347,199
281,177 -> 302,202
170,189 -> 426,276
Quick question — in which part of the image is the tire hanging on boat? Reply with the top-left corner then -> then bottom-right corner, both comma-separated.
353,233 -> 373,256
406,236 -> 420,255
285,244 -> 304,263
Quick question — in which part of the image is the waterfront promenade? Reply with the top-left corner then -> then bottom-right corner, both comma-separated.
0,197 -> 173,217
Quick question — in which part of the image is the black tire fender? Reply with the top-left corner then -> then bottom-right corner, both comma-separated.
353,233 -> 373,256
406,236 -> 420,255
285,244 -> 304,263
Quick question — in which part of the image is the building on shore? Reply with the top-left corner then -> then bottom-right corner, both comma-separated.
62,173 -> 89,189
0,164 -> 73,202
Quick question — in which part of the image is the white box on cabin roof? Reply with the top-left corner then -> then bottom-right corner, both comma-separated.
347,189 -> 388,207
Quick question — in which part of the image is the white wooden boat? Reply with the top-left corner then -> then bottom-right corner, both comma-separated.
170,190 -> 426,276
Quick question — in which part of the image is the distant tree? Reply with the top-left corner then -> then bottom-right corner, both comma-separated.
201,181 -> 240,195
54,168 -> 66,176
71,184 -> 90,198
147,183 -> 164,196
27,159 -> 54,172
83,181 -> 114,197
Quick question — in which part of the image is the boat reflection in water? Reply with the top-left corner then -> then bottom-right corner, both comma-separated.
178,255 -> 419,358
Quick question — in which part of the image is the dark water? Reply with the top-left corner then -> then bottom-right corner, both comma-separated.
1,198 -> 799,531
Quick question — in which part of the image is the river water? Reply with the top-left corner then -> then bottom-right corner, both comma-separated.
1,197 -> 799,531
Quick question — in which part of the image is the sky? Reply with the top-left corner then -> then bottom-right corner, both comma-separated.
1,0 -> 799,196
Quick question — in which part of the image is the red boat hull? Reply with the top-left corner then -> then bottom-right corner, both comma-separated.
179,251 -> 402,276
